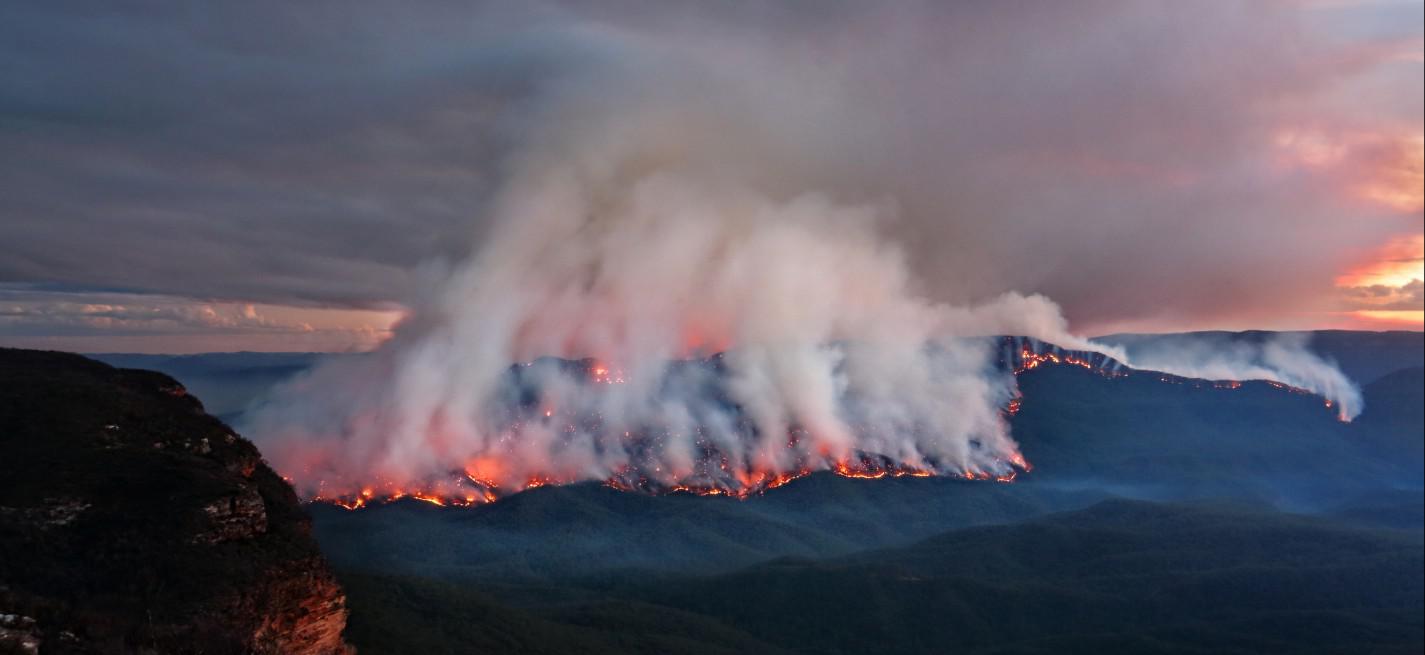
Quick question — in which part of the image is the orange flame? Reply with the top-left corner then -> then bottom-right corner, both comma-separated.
307,340 -> 1335,510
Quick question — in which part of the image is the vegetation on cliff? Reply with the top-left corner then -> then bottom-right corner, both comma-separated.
0,349 -> 350,654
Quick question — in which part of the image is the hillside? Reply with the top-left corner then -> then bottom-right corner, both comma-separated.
307,332 -> 1421,653
1352,367 -> 1425,485
63,331 -> 1423,653
608,500 -> 1424,655
335,501 -> 1423,655
313,348 -> 1420,584
0,349 -> 351,654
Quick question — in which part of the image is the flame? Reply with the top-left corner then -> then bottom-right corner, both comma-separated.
1010,342 -> 1122,377
412,493 -> 446,507
315,451 -> 1031,509
306,340 -> 1340,510
589,360 -> 627,384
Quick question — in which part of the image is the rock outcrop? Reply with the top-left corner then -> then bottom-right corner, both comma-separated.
0,348 -> 352,654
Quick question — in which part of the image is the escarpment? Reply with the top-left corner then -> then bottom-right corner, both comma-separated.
0,348 -> 351,654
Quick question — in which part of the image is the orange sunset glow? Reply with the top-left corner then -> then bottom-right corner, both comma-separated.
1335,233 -> 1425,329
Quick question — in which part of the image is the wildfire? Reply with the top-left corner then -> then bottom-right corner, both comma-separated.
1004,338 -> 1125,379
307,338 -> 1332,510
832,460 -> 934,480
412,493 -> 447,507
315,452 -> 1030,510
317,476 -> 546,510
589,360 -> 627,384
1264,380 -> 1310,395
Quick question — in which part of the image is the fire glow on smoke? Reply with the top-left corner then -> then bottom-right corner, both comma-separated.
246,183 -> 1362,511
240,20 -> 1365,508
280,339 -> 1338,510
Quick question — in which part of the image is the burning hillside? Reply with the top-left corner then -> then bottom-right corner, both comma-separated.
241,27 -> 1361,507
298,336 -> 1346,510
304,345 -> 1032,509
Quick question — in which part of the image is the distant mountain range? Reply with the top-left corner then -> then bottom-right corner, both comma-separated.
91,330 -> 1424,419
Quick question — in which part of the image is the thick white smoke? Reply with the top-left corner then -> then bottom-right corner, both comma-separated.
1105,333 -> 1362,421
247,167 -> 1062,495
244,16 -> 1361,499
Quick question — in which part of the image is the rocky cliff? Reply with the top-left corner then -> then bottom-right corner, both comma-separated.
0,348 -> 351,654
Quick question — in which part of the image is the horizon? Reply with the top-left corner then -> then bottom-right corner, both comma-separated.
15,325 -> 1418,357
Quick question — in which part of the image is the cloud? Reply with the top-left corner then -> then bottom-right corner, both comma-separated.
0,0 -> 1420,345
1339,277 -> 1425,311
0,284 -> 396,353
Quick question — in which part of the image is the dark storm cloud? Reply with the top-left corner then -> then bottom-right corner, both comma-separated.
1,0 -> 1420,342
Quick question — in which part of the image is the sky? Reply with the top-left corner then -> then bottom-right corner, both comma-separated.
1,0 -> 1421,354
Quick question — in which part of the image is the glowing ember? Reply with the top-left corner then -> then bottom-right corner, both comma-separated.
589,361 -> 627,384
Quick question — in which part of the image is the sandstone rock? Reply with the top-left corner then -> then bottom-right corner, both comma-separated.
0,348 -> 353,654
194,486 -> 268,544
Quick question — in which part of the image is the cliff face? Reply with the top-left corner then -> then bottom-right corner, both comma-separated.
0,348 -> 351,654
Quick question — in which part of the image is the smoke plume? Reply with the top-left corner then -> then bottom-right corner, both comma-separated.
244,7 -> 1363,500
1102,332 -> 1362,421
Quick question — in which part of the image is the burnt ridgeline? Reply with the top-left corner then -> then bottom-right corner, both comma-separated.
0,349 -> 351,654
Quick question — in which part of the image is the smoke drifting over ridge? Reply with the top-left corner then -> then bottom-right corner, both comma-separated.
1105,333 -> 1361,422
244,5 -> 1367,499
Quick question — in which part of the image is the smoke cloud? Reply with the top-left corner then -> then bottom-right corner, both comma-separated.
243,18 -> 1363,499
1103,332 -> 1362,421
